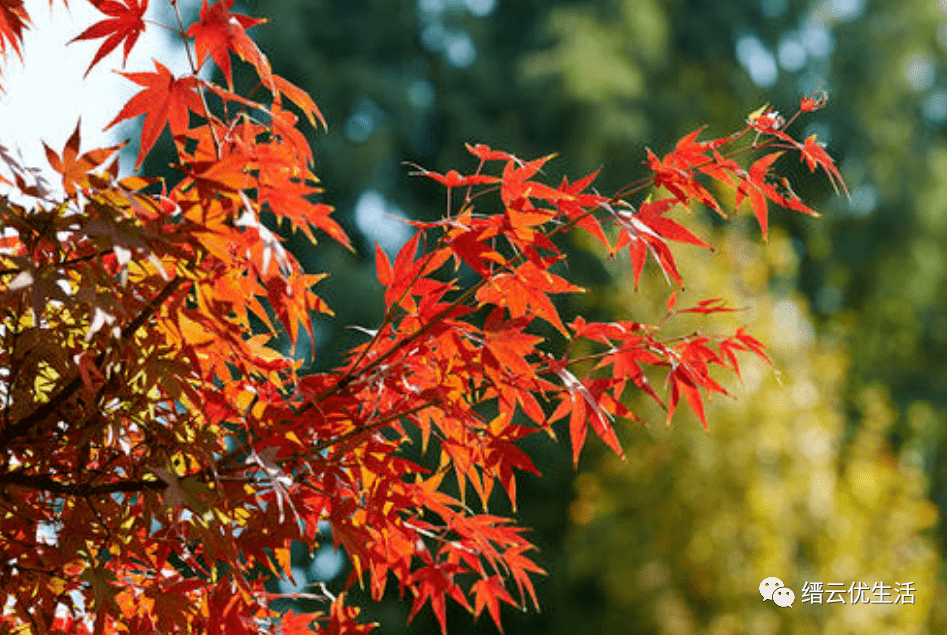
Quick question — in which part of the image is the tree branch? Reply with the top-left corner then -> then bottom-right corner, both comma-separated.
0,469 -> 166,496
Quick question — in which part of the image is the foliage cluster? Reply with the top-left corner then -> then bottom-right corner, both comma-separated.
0,1 -> 842,633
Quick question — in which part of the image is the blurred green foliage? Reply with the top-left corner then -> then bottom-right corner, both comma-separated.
560,227 -> 947,634
226,0 -> 947,631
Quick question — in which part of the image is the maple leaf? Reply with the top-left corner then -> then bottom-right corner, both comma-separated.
501,543 -> 545,612
736,151 -> 820,241
482,313 -> 543,381
715,327 -> 771,381
324,594 -> 378,635
43,120 -> 124,195
107,60 -> 204,169
735,152 -> 781,241
69,0 -> 148,77
677,297 -> 738,315
180,153 -> 252,200
188,0 -> 271,89
408,564 -> 470,634
416,168 -> 499,189
272,73 -> 327,130
476,261 -> 582,335
663,337 -> 733,430
281,609 -> 321,635
465,142 -> 514,162
546,356 -> 625,465
800,134 -> 849,197
733,325 -> 770,364
471,576 -> 518,633
646,147 -> 724,217
500,154 -> 571,207
634,197 -> 711,247
0,0 -> 28,62
448,227 -> 506,277
556,169 -> 610,249
610,198 -> 709,289
666,365 -> 707,429
270,101 -> 315,166
664,126 -> 735,187
260,181 -> 350,249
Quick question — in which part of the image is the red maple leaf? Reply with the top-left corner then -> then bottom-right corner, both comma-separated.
280,609 -> 320,635
800,134 -> 849,197
610,198 -> 709,289
417,169 -> 499,189
646,147 -> 725,217
70,0 -> 148,77
500,154 -> 570,206
107,60 -> 204,169
0,0 -> 28,62
465,142 -> 514,162
471,576 -> 518,633
272,73 -> 327,130
735,151 -> 782,242
408,563 -> 472,634
736,151 -> 820,241
187,0 -> 271,89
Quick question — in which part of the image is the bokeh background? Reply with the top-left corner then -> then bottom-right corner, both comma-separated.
86,0 -> 947,632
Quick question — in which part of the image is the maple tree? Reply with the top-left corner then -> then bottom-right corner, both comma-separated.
0,1 -> 846,634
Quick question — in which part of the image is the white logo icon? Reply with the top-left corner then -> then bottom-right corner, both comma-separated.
773,587 -> 795,607
759,576 -> 784,601
760,577 -> 793,608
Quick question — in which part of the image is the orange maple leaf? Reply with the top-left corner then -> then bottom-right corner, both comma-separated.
107,60 -> 204,169
43,120 -> 124,195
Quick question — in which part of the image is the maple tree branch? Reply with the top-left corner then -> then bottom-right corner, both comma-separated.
10,589 -> 39,635
0,468 -> 166,496
211,399 -> 437,481
84,493 -> 113,543
334,231 -> 454,392
169,0 -> 222,158
2,317 -> 22,429
310,399 -> 436,456
312,207 -> 575,407
309,283 -> 484,408
311,145 -> 742,408
310,153 -> 746,414
0,250 -> 109,276
314,169 -> 658,409
0,276 -> 185,451
609,127 -> 783,203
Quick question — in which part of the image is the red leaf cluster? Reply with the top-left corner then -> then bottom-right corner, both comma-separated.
0,2 -> 843,634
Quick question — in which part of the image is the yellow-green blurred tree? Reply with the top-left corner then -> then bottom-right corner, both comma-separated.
557,225 -> 947,635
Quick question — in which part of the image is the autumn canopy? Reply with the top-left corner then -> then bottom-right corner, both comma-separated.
0,1 -> 843,633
